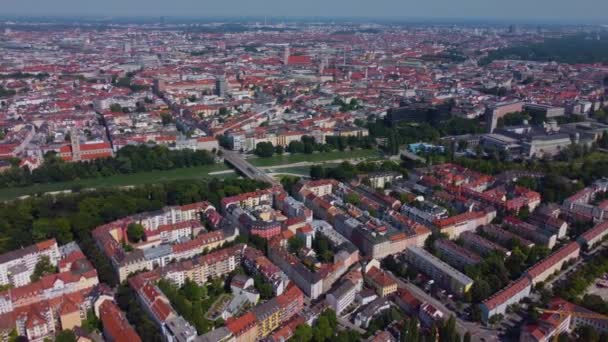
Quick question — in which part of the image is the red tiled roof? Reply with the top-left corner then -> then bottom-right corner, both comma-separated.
526,242 -> 580,279
482,277 -> 531,310
434,211 -> 485,228
99,300 -> 142,342
226,312 -> 257,336
580,221 -> 608,244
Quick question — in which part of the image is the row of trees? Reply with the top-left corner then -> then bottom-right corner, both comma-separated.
0,144 -> 217,188
310,160 -> 406,182
253,135 -> 375,158
0,178 -> 269,285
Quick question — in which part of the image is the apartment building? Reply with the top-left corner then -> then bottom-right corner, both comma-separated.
97,299 -> 142,342
404,246 -> 474,296
434,210 -> 496,239
503,216 -> 557,249
434,239 -> 482,271
364,266 -> 397,297
479,224 -> 535,248
0,239 -> 60,288
460,231 -> 510,257
326,279 -> 360,315
481,277 -> 532,322
525,242 -> 580,285
577,221 -> 608,249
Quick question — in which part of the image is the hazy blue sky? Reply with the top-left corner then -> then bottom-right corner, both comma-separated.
3,0 -> 607,23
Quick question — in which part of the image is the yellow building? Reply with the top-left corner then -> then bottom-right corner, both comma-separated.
253,300 -> 281,338
365,266 -> 398,297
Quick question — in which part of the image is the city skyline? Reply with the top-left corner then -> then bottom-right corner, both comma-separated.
2,0 -> 608,24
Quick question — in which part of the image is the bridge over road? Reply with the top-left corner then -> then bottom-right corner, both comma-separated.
221,149 -> 280,186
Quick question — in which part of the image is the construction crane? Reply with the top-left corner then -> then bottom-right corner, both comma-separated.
535,308 -> 608,342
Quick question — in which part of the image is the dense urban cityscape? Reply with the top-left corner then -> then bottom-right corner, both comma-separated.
0,11 -> 608,342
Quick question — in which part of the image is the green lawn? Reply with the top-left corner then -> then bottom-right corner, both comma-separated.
0,149 -> 382,201
266,166 -> 312,176
249,149 -> 379,167
0,163 -> 230,201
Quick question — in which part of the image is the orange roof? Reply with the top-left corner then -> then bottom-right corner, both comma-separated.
226,312 -> 257,336
366,266 -> 396,288
99,300 -> 142,342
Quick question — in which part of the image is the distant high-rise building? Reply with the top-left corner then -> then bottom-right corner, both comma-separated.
283,46 -> 290,65
216,75 -> 228,97
70,128 -> 82,162
124,42 -> 132,54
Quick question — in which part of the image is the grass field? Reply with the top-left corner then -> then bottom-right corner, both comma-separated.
0,149 -> 382,201
249,149 -> 379,167
0,163 -> 230,201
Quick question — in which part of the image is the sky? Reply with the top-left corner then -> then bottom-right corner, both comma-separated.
2,0 -> 607,23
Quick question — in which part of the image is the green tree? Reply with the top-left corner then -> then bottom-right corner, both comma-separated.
31,255 -> 56,282
109,103 -> 122,113
255,142 -> 275,158
576,325 -> 599,342
82,309 -> 101,332
32,217 -> 73,244
345,193 -> 361,205
55,330 -> 77,342
127,223 -> 145,243
160,112 -> 174,126
288,237 -> 305,253
313,315 -> 333,342
310,165 -> 325,180
293,323 -> 313,342
288,141 -> 305,154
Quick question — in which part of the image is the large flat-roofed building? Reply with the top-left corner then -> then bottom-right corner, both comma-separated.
486,100 -> 524,132
481,133 -> 522,154
404,246 -> 474,296
523,133 -> 573,159
524,103 -> 565,118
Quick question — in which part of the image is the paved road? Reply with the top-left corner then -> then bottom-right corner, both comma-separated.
390,274 -> 499,342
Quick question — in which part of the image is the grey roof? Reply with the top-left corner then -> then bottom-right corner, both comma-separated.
165,316 -> 197,342
329,279 -> 356,300
406,246 -> 474,286
143,244 -> 173,260
196,327 -> 232,342
0,244 -> 41,265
